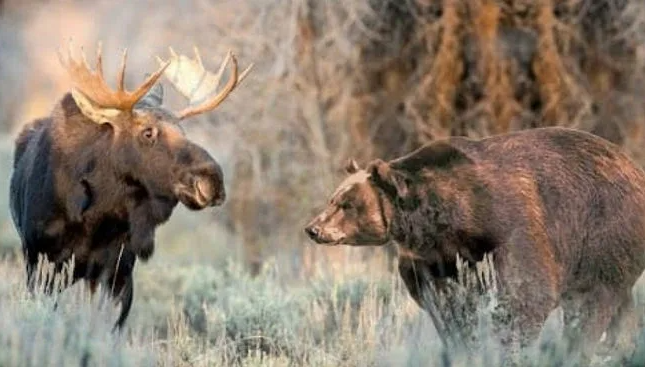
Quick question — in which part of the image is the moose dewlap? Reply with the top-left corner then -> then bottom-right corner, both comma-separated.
9,41 -> 252,330
305,126 -> 645,362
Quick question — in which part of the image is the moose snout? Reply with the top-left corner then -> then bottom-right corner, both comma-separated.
175,162 -> 226,210
194,175 -> 226,206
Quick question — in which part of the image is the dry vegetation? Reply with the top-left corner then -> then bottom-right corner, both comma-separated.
0,249 -> 442,367
3,0 -> 645,365
0,244 -> 644,366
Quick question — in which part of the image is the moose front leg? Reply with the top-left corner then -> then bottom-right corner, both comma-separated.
98,247 -> 136,331
112,274 -> 134,332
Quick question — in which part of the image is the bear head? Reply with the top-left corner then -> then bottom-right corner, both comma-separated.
304,157 -> 410,246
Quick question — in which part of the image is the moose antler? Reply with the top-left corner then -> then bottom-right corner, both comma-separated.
156,47 -> 253,120
58,39 -> 171,112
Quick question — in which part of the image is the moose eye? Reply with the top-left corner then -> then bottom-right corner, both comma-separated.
339,201 -> 353,210
141,127 -> 157,144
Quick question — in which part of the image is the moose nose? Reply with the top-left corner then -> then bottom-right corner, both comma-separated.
305,225 -> 319,240
194,176 -> 226,206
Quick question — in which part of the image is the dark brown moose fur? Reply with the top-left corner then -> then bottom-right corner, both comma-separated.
10,81 -> 229,330
305,126 -> 645,362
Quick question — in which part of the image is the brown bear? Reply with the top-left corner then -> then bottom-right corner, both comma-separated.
304,126 -> 645,364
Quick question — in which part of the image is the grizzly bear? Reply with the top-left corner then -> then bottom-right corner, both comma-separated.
304,126 -> 645,363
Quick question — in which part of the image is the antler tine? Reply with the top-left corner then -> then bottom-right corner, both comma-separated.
211,50 -> 232,90
66,37 -> 74,65
117,48 -> 128,92
79,45 -> 89,70
95,41 -> 105,82
193,46 -> 205,71
238,62 -> 254,84
130,58 -> 171,104
57,37 -> 74,70
56,44 -> 67,71
169,46 -> 179,59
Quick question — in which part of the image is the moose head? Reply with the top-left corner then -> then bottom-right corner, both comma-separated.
57,41 -> 253,211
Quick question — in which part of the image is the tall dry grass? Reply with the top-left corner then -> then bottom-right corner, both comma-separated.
0,248 -> 644,366
0,252 -> 437,367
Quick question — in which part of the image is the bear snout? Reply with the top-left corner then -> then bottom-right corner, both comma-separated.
304,224 -> 321,241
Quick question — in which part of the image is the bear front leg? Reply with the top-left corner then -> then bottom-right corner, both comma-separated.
492,238 -> 562,365
398,259 -> 470,352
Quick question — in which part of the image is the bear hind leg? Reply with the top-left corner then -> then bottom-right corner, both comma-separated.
561,286 -> 623,365
601,290 -> 639,361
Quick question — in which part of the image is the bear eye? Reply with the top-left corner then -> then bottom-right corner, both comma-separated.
339,201 -> 353,210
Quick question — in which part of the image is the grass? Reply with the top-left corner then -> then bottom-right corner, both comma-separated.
0,252 -> 437,367
0,246 -> 644,366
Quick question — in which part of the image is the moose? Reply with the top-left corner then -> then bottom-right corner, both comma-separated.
9,41 -> 252,329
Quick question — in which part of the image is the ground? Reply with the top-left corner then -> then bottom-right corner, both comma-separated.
0,243 -> 644,366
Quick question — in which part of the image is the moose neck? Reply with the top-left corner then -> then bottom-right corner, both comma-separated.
51,93 -> 117,159
48,94 -> 130,215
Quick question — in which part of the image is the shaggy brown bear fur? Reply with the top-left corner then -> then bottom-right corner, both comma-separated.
305,126 -> 645,363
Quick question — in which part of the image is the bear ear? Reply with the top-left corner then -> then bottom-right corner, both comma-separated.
367,159 -> 409,198
345,158 -> 360,174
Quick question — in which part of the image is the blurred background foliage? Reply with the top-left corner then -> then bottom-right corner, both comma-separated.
2,0 -> 645,276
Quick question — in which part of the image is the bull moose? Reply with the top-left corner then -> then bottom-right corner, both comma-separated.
9,41 -> 252,329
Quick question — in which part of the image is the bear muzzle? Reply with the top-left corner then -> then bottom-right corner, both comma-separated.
304,223 -> 344,245
304,225 -> 319,240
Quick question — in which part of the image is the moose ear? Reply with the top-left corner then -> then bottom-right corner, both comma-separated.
70,89 -> 121,125
367,159 -> 409,198
134,73 -> 164,109
344,158 -> 360,174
